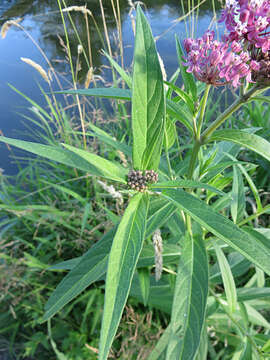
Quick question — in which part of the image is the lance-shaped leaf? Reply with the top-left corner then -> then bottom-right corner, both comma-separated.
55,87 -> 131,100
43,228 -> 116,322
164,116 -> 177,150
231,166 -> 245,224
166,234 -> 208,360
213,243 -> 237,313
160,188 -> 270,275
132,5 -> 165,170
99,193 -> 149,360
150,180 -> 224,195
46,197 -> 179,320
175,35 -> 197,101
207,129 -> 270,162
0,136 -> 127,183
146,195 -> 177,236
102,51 -> 133,89
62,143 -> 127,183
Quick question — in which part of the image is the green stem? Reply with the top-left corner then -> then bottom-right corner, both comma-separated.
237,204 -> 270,226
187,139 -> 201,180
201,84 -> 261,143
164,127 -> 174,179
165,148 -> 173,180
196,84 -> 211,139
186,84 -> 211,180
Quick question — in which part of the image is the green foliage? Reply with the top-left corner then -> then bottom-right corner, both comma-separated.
99,193 -> 149,360
1,3 -> 270,360
166,234 -> 208,360
131,6 -> 165,171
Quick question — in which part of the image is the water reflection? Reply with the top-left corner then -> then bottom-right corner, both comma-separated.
1,0 -> 219,78
0,0 -> 219,174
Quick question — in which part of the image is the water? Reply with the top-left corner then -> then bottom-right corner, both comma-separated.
0,0 -> 218,175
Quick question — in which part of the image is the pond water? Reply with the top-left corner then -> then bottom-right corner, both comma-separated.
0,0 -> 219,174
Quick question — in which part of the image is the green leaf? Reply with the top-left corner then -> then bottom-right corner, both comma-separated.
207,129 -> 270,162
262,338 -> 270,352
48,320 -> 69,360
225,152 -> 262,211
231,166 -> 245,224
55,87 -> 131,100
132,5 -> 165,171
80,203 -> 92,237
43,229 -> 116,322
49,241 -> 180,273
249,95 -> 270,103
175,35 -> 197,101
130,274 -> 173,314
210,252 -> 250,284
62,143 -> 127,183
239,338 -> 253,360
0,136 -> 127,183
146,196 -> 177,236
40,179 -> 86,205
245,303 -> 270,329
166,234 -> 208,360
159,188 -> 270,275
195,326 -> 208,360
102,51 -> 132,89
150,180 -> 224,195
237,287 -> 270,302
164,81 -> 194,113
138,267 -> 150,306
99,193 -> 149,360
164,116 -> 176,150
87,122 -> 131,157
49,257 -> 81,271
166,99 -> 193,133
213,243 -> 237,313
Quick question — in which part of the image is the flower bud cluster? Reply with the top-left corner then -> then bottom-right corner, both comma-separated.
127,169 -> 158,192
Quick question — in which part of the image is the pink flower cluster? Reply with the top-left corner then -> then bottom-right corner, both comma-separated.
220,0 -> 270,53
183,0 -> 270,87
183,31 -> 259,87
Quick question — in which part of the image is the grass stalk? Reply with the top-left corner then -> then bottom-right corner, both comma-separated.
57,0 -> 87,149
99,0 -> 116,84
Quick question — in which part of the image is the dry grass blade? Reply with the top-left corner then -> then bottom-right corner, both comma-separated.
85,67 -> 93,89
155,0 -> 207,40
1,18 -> 22,39
97,180 -> 123,205
62,5 -> 92,17
152,229 -> 163,281
20,57 -> 50,84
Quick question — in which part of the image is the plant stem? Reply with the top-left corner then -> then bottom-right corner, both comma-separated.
165,148 -> 173,180
237,204 -> 270,226
201,84 -> 261,143
186,84 -> 211,180
196,84 -> 211,139
187,138 -> 201,180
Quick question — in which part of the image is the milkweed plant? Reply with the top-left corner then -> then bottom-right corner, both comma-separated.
1,2 -> 270,359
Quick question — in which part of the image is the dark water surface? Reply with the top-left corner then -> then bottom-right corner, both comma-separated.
0,0 -> 218,174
